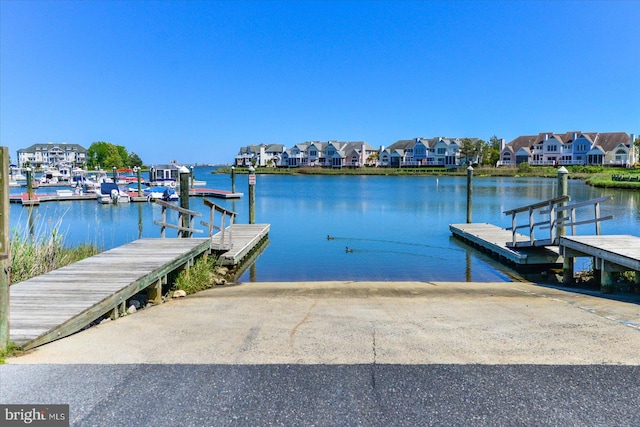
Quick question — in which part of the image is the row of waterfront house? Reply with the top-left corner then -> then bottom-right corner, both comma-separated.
236,131 -> 638,168
12,130 -> 639,170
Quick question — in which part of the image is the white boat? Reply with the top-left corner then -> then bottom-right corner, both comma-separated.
97,182 -> 131,204
9,165 -> 27,184
143,186 -> 179,201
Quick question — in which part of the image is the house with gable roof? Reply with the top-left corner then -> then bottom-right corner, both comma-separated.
235,144 -> 286,167
383,137 -> 471,168
499,131 -> 637,167
17,142 -> 87,168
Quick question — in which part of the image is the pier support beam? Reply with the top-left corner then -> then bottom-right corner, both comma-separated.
562,256 -> 574,285
147,279 -> 163,305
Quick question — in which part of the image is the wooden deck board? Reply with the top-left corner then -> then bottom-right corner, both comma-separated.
560,235 -> 640,271
450,223 -> 562,266
9,237 -> 212,349
212,224 -> 270,266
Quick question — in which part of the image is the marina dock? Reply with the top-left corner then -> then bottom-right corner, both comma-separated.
559,235 -> 640,292
449,223 -> 562,270
212,224 -> 270,265
9,223 -> 270,350
9,187 -> 241,205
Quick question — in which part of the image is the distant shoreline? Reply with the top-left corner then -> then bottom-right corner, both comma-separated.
214,165 -> 640,190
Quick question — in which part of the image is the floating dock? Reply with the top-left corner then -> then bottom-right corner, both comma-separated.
212,224 -> 270,265
9,188 -> 242,205
450,223 -> 562,271
189,188 -> 243,199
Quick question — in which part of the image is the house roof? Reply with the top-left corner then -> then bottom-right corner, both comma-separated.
18,143 -> 87,153
504,132 -> 630,153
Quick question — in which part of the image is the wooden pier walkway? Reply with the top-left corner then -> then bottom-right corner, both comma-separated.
10,238 -> 211,350
449,223 -> 562,270
559,235 -> 640,292
212,224 -> 270,265
9,221 -> 270,350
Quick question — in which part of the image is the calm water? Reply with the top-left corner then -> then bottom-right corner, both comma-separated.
9,167 -> 640,282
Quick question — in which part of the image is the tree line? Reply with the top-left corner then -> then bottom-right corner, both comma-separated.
459,135 -> 502,166
86,142 -> 143,170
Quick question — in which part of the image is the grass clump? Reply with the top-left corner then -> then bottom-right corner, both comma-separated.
10,224 -> 101,284
174,255 -> 225,295
0,342 -> 22,364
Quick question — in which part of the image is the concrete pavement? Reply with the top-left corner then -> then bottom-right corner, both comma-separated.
8,281 -> 640,364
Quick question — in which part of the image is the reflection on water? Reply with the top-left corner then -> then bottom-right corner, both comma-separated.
8,168 -> 640,283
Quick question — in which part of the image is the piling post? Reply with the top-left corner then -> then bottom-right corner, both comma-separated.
466,165 -> 473,224
248,165 -> 256,224
112,166 -> 117,182
179,166 -> 191,237
26,168 -> 33,200
135,166 -> 142,197
0,147 -> 10,350
231,166 -> 236,193
557,167 -> 568,238
190,165 -> 195,189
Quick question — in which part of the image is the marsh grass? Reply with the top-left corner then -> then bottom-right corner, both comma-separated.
10,210 -> 101,284
174,255 -> 220,294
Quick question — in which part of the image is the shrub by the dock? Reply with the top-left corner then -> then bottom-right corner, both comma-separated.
174,254 -> 225,295
10,228 -> 100,284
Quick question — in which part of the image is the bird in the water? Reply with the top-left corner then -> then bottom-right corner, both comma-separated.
327,235 -> 334,240
345,246 -> 353,253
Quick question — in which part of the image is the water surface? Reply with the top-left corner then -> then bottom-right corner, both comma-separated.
9,167 -> 639,283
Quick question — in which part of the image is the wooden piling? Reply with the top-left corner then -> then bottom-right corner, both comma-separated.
179,167 -> 191,236
466,166 -> 473,224
248,166 -> 256,224
0,147 -> 9,350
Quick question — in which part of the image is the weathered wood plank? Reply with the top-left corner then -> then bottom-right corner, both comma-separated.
9,238 -> 212,349
559,235 -> 640,271
212,224 -> 270,265
449,223 -> 562,266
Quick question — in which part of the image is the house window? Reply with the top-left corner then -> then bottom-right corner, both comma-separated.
547,145 -> 558,152
310,150 -> 317,156
437,148 -> 445,155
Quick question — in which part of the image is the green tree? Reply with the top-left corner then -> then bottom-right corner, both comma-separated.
485,135 -> 502,166
128,152 -> 143,168
460,138 -> 476,165
87,142 -> 111,169
87,141 -> 133,169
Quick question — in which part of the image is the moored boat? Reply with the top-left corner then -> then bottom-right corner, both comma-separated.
97,182 -> 131,204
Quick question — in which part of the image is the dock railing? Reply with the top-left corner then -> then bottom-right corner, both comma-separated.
504,195 -> 613,248
552,196 -> 613,237
504,196 -> 570,248
154,199 -> 203,238
201,199 -> 237,250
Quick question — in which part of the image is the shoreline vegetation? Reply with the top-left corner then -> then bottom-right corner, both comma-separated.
215,164 -> 640,190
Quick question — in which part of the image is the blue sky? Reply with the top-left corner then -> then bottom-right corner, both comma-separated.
1,0 -> 638,165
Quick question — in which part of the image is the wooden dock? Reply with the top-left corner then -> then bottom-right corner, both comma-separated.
189,188 -> 243,199
8,217 -> 271,349
450,223 -> 562,270
212,224 -> 270,265
10,238 -> 212,350
559,235 -> 640,292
